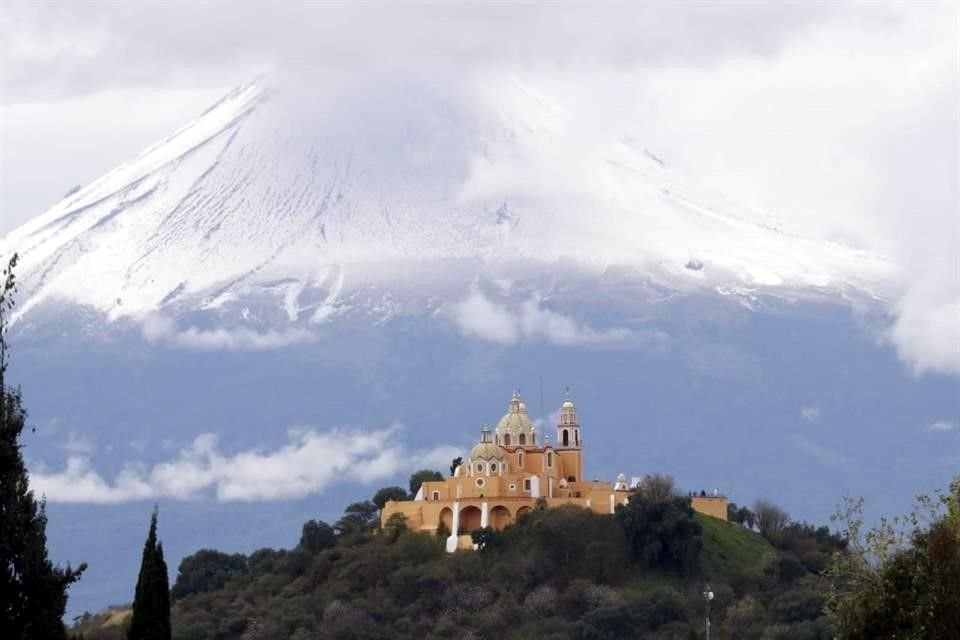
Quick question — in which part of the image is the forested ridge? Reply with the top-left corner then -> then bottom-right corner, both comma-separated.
71,473 -> 882,640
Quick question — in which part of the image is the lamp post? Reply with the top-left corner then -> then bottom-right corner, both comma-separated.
702,586 -> 714,640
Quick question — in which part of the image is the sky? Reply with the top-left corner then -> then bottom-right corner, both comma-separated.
0,0 -> 958,375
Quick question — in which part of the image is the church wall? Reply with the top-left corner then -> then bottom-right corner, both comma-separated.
382,491 -> 729,541
691,496 -> 729,521
379,391 -> 731,549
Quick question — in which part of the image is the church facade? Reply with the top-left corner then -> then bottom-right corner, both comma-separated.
381,391 -> 728,552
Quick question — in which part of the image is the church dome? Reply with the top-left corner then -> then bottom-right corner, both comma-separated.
469,425 -> 503,461
469,440 -> 504,461
495,391 -> 536,438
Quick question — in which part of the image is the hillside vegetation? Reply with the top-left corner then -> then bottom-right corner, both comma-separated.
697,514 -> 775,578
73,480 -> 844,640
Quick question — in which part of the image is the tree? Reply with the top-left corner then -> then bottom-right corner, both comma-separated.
382,513 -> 409,542
298,520 -> 336,554
498,505 -> 629,584
333,501 -> 379,537
371,486 -> 408,511
171,549 -> 247,599
0,253 -> 85,639
635,472 -> 677,502
754,499 -> 790,542
128,507 -> 171,640
471,526 -> 499,551
727,502 -> 757,529
616,493 -> 703,575
408,469 -> 443,497
826,478 -> 960,639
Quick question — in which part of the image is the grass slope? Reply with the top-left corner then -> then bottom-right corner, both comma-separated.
697,513 -> 774,578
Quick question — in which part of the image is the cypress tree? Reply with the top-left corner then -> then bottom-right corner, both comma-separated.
0,253 -> 85,639
128,507 -> 171,640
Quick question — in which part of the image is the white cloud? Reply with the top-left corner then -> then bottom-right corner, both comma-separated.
889,286 -> 960,376
533,410 -> 562,433
790,434 -> 849,468
928,420 -> 957,432
0,3 -> 848,102
62,430 -> 95,454
141,315 -> 313,351
801,406 -> 821,424
451,288 -> 653,347
452,289 -> 518,343
29,426 -> 459,503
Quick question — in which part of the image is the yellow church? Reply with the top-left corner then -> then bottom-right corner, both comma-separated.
382,391 -> 728,552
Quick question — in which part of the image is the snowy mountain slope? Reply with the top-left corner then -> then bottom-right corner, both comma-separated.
0,78 -> 897,328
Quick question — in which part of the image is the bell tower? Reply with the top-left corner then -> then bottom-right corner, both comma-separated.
556,389 -> 581,450
555,388 -> 583,485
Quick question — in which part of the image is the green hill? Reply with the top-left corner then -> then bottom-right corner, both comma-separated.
697,513 -> 775,578
72,493 -> 843,640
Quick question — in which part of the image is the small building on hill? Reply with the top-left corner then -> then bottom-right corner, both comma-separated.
381,391 -> 728,552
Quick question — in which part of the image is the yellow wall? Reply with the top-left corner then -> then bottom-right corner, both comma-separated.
691,496 -> 728,521
382,488 -> 729,537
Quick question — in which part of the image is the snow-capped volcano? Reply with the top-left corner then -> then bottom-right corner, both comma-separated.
0,78 -> 895,329
3,80 -> 953,626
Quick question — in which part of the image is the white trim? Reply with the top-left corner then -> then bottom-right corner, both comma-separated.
446,501 -> 461,552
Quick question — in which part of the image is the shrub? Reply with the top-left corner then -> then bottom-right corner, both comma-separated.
616,494 -> 703,575
172,549 -> 248,600
524,585 -> 558,616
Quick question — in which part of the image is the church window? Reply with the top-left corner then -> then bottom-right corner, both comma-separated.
476,478 -> 485,488
431,490 -> 440,501
547,452 -> 553,467
519,434 -> 526,445
490,462 -> 498,473
475,463 -> 484,473
575,431 -> 579,446
523,479 -> 531,491
509,483 -> 517,491
518,451 -> 524,467
504,434 -> 511,446
562,429 -> 569,446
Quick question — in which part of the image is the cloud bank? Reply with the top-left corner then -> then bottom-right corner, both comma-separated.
141,315 -> 313,351
29,426 -> 460,503
450,289 -> 657,347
